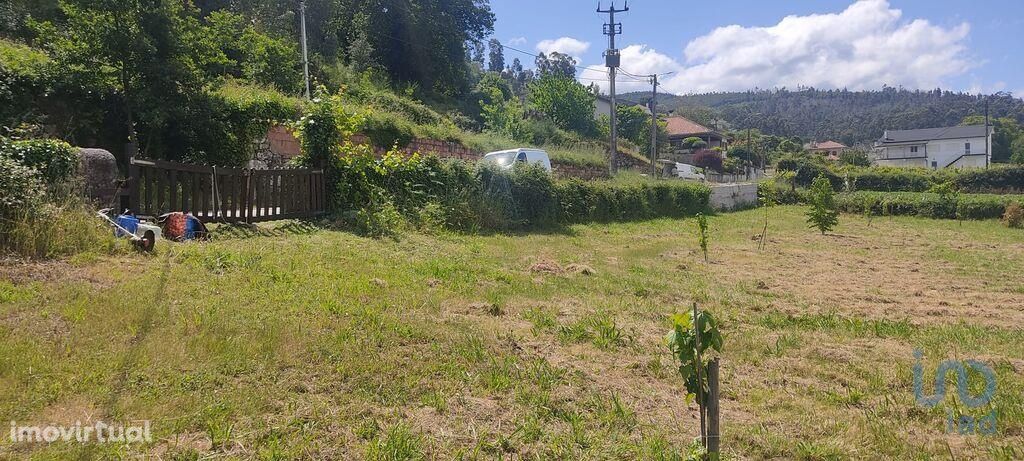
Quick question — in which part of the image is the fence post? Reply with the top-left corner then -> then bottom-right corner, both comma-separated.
128,159 -> 140,214
707,359 -> 721,461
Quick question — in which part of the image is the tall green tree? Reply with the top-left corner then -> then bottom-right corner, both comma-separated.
535,51 -> 575,79
487,38 -> 504,73
527,74 -> 595,135
331,0 -> 495,96
36,0 -> 212,156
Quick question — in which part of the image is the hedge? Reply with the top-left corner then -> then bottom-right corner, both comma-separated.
779,162 -> 1024,194
322,148 -> 711,232
835,191 -> 1024,220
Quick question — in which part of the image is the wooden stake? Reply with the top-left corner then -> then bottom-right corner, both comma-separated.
707,359 -> 721,461
693,302 -> 706,449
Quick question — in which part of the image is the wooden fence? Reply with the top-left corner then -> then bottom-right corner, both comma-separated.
127,158 -> 326,223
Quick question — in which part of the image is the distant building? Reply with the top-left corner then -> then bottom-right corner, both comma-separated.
804,140 -> 848,160
664,115 -> 727,152
873,125 -> 991,169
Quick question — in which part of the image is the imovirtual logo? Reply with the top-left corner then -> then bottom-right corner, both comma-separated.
913,349 -> 997,435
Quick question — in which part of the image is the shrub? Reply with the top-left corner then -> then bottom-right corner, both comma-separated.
0,154 -> 44,215
354,195 -> 405,239
186,81 -> 304,166
806,174 -> 839,234
1001,202 -> 1023,228
692,150 -> 723,173
0,137 -> 77,185
777,154 -> 842,190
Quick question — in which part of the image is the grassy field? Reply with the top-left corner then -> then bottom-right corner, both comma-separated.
1,207 -> 1022,459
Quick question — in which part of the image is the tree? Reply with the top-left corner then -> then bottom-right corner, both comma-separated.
613,105 -> 650,146
332,0 -> 495,96
681,137 -> 707,150
728,146 -> 757,165
487,38 -> 504,73
527,74 -> 595,135
534,52 -> 576,79
36,0 -> 212,157
502,57 -> 532,98
692,150 -> 723,172
204,11 -> 302,92
806,174 -> 839,234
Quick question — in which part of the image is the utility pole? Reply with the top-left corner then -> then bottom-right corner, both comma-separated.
300,0 -> 311,100
984,97 -> 990,168
598,1 -> 628,175
649,73 -> 658,177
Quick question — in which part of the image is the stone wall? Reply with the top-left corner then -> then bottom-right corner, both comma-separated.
249,125 -> 302,169
553,163 -> 610,180
349,134 -> 479,161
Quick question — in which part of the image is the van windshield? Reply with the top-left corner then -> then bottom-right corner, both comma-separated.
485,152 -> 516,166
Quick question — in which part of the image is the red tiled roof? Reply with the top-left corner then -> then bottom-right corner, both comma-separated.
808,140 -> 847,150
664,116 -> 716,137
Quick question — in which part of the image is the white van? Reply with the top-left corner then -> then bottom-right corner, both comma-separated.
674,163 -> 706,181
482,148 -> 552,172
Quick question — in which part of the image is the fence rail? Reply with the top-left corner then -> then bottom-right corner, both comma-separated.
127,157 -> 326,223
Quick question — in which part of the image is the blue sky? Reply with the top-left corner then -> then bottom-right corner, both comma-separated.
489,0 -> 1024,96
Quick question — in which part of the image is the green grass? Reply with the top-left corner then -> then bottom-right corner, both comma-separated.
0,207 -> 1022,458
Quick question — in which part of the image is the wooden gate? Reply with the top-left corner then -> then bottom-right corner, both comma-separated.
127,158 -> 326,223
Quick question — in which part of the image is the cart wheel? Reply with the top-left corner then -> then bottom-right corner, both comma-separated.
135,231 -> 156,253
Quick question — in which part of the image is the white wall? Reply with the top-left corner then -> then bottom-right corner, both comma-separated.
925,136 -> 987,169
594,98 -> 612,120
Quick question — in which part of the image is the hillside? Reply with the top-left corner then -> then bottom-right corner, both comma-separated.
623,88 -> 1024,146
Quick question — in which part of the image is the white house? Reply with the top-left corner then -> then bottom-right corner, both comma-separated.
873,125 -> 991,169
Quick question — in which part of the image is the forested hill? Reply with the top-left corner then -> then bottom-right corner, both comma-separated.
622,88 -> 1024,146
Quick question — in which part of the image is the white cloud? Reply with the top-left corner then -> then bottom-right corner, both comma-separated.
581,45 -> 683,93
536,37 -> 591,59
585,0 -> 976,94
507,37 -> 527,46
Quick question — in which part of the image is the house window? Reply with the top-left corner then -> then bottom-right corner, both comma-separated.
965,142 -> 971,154
910,146 -> 918,153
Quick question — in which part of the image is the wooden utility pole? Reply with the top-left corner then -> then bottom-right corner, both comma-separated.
598,2 -> 628,175
650,73 -> 658,177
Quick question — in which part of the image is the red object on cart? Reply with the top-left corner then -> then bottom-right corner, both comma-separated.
161,212 -> 188,241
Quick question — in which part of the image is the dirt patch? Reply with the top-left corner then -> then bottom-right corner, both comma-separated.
528,260 -> 562,274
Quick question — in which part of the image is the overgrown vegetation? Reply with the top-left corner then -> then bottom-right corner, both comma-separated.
0,137 -> 120,258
